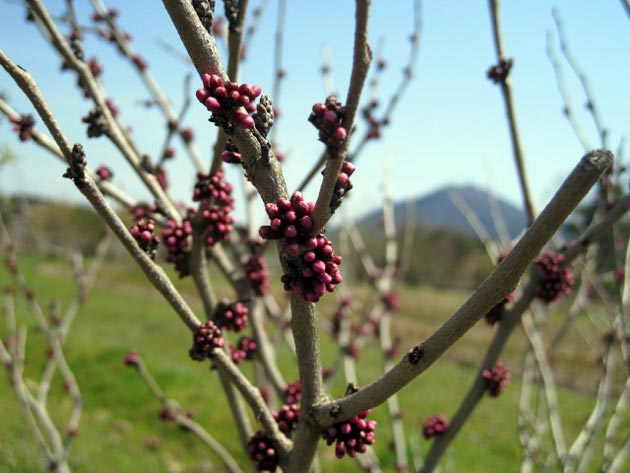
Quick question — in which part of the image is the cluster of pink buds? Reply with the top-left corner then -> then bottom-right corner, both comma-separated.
282,380 -> 302,405
381,291 -> 399,312
272,404 -> 300,436
322,409 -> 377,459
200,206 -> 234,246
154,165 -> 168,190
123,350 -> 139,367
214,301 -> 249,332
95,164 -> 113,181
87,57 -> 103,78
158,406 -> 175,422
259,192 -> 314,255
247,431 -> 279,472
132,54 -> 148,71
243,254 -> 270,297
220,140 -> 242,164
92,8 -> 118,22
105,99 -> 119,118
193,170 -> 234,207
422,414 -> 449,439
189,320 -> 224,361
533,251 -> 574,303
162,147 -> 175,161
331,161 -> 356,211
230,336 -> 257,364
482,361 -> 511,397
180,128 -> 194,143
130,218 -> 159,260
308,96 -> 347,153
196,73 -> 261,131
9,114 -> 35,141
161,219 -> 193,277
281,235 -> 343,302
129,202 -> 162,221
487,57 -> 513,84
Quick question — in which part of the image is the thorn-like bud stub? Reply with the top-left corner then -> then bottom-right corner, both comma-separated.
487,57 -> 513,84
189,320 -> 224,361
482,361 -> 510,397
196,73 -> 261,132
308,96 -> 347,156
130,218 -> 159,259
533,251 -> 574,303
247,431 -> 279,472
322,409 -> 377,459
422,414 -> 449,439
9,114 -> 35,141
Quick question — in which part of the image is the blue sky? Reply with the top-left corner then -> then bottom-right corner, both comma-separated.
1,1 -> 629,225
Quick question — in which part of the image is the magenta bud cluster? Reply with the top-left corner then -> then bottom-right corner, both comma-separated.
230,336 -> 258,364
247,431 -> 279,472
281,235 -> 343,302
308,96 -> 347,152
96,164 -> 113,181
533,251 -> 574,303
322,409 -> 377,459
381,291 -> 399,312
196,73 -> 261,130
243,253 -> 270,297
9,115 -> 35,142
482,361 -> 511,397
193,170 -> 234,208
161,219 -> 193,277
129,202 -> 162,221
189,320 -> 224,361
180,127 -> 194,143
123,350 -> 139,367
154,165 -> 168,190
130,218 -> 159,260
200,206 -> 234,246
259,192 -> 315,254
422,414 -> 449,439
331,161 -> 356,211
272,404 -> 300,436
282,380 -> 302,405
215,301 -> 249,332
221,141 -> 243,164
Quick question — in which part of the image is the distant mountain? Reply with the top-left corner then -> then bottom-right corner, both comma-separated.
358,185 -> 527,240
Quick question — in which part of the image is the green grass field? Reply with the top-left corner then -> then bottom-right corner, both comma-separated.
1,253 -> 627,472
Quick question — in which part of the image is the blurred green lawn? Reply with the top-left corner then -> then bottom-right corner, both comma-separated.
1,254 -> 627,472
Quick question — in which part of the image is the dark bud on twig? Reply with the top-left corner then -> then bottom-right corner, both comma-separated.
407,345 -> 423,364
192,0 -> 216,33
68,29 -> 84,61
487,57 -> 513,84
81,108 -> 108,138
223,0 -> 239,32
253,95 -> 274,137
62,144 -> 88,189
